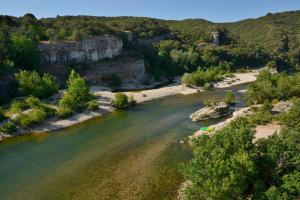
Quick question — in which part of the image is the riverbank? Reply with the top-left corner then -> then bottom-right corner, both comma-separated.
0,70 -> 259,142
190,105 -> 282,140
190,106 -> 253,139
96,70 -> 260,103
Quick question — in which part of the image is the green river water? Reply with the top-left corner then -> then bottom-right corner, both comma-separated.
0,84 -> 246,200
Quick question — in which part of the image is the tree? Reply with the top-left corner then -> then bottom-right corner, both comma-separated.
11,34 -> 39,69
15,70 -> 59,98
58,70 -> 92,112
21,13 -> 37,26
184,118 -> 256,200
184,104 -> 300,200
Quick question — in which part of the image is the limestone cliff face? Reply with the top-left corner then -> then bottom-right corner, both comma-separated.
39,36 -> 123,64
84,58 -> 146,84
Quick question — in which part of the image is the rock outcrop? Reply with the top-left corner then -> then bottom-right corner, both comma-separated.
189,102 -> 233,122
271,101 -> 292,114
39,36 -> 123,64
84,58 -> 146,84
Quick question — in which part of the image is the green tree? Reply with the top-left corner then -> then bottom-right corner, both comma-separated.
11,34 -> 39,70
15,70 -> 59,98
58,70 -> 92,113
184,118 -> 256,200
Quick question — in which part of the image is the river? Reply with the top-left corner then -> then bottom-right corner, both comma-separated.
0,84 -> 247,200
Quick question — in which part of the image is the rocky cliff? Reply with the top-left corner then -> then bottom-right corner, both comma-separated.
38,36 -> 123,64
38,35 -> 147,85
84,58 -> 146,84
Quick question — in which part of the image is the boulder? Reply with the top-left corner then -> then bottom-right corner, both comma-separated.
271,101 -> 292,114
189,102 -> 233,122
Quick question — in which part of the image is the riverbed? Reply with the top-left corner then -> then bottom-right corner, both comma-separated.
0,84 -> 247,200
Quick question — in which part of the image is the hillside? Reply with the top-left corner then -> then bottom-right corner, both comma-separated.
1,10 -> 300,51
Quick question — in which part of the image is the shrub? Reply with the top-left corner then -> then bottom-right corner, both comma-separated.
9,99 -> 29,113
245,70 -> 300,105
15,70 -> 59,99
56,106 -> 74,118
225,91 -> 235,106
87,101 -> 100,111
14,113 -> 32,127
112,93 -> 129,109
181,68 -> 223,87
38,104 -> 56,116
249,101 -> 273,125
25,96 -> 41,107
14,107 -> 53,127
0,122 -> 17,134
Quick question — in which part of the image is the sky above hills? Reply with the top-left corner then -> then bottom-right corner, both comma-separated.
1,0 -> 300,22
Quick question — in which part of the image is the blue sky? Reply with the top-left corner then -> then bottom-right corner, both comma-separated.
1,0 -> 300,22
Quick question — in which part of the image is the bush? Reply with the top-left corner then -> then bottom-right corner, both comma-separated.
25,96 -> 41,107
56,106 -> 74,118
225,91 -> 235,106
245,70 -> 300,105
9,99 -> 29,113
14,107 -> 53,127
15,70 -> 59,99
87,101 -> 100,111
38,104 -> 56,116
249,101 -> 273,125
14,113 -> 32,127
181,68 -> 223,87
112,93 -> 129,109
0,122 -> 17,134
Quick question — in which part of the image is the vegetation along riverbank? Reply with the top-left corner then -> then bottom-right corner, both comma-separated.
181,69 -> 300,200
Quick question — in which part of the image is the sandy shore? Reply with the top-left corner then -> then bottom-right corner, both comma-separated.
96,70 -> 260,104
0,70 -> 259,142
255,123 -> 281,140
